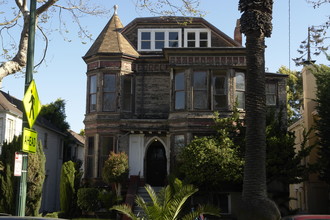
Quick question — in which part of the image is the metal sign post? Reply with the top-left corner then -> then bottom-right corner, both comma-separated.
16,0 -> 37,216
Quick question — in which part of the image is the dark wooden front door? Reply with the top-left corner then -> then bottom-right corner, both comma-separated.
146,140 -> 167,186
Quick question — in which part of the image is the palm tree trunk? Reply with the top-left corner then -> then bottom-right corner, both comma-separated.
237,1 -> 280,219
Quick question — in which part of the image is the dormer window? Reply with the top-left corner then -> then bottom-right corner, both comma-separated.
184,29 -> 211,47
138,29 -> 181,51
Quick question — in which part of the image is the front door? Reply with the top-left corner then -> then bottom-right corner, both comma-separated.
146,140 -> 167,186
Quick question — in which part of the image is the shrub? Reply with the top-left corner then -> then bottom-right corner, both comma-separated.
77,188 -> 100,212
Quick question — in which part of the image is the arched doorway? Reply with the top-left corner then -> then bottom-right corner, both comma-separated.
146,139 -> 167,186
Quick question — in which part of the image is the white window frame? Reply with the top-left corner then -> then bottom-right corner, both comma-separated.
184,28 -> 211,48
138,29 -> 182,51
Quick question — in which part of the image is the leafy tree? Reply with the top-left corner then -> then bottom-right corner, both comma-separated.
278,66 -> 303,124
238,0 -> 281,219
25,140 -> 46,216
60,160 -> 76,217
0,136 -> 21,214
39,98 -> 70,132
312,64 -> 330,184
112,178 -> 220,220
0,1 -> 203,81
178,112 -> 244,188
102,152 -> 129,199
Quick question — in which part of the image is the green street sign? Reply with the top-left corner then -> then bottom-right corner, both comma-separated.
23,80 -> 41,128
22,128 -> 37,153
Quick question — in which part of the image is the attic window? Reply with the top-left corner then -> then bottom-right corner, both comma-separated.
184,28 -> 211,48
138,29 -> 181,51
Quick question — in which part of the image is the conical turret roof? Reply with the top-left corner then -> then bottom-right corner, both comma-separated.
84,9 -> 139,58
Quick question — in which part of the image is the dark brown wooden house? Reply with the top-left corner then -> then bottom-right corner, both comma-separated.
82,8 -> 287,209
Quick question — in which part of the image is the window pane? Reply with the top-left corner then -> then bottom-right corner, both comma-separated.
236,91 -> 245,109
193,71 -> 207,89
214,95 -> 227,108
155,41 -> 165,49
123,77 -> 132,111
88,137 -> 94,155
175,72 -> 184,90
155,32 -> 164,40
200,32 -> 208,39
104,74 -> 116,92
141,32 -> 151,40
266,83 -> 276,93
175,91 -> 185,110
188,32 -> 195,40
236,73 -> 245,90
90,75 -> 97,93
193,91 -> 208,109
103,93 -> 116,111
214,76 -> 225,94
199,41 -> 208,47
90,94 -> 96,112
188,41 -> 195,47
266,95 -> 276,105
169,41 -> 178,47
141,41 -> 151,49
169,32 -> 178,40
100,136 -> 114,157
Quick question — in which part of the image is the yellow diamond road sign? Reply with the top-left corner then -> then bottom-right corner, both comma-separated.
23,80 -> 41,128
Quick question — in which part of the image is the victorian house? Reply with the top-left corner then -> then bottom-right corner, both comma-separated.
82,6 -> 287,209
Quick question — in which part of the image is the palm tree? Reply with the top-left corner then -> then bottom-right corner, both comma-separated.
111,178 -> 220,220
237,1 -> 281,219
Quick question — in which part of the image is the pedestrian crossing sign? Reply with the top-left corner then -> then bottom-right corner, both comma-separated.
23,80 -> 41,128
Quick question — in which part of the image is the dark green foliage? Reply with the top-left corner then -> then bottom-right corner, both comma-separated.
266,110 -> 314,185
0,136 -> 21,214
178,111 -> 244,188
60,161 -> 76,216
98,189 -> 117,209
77,188 -> 100,212
313,65 -> 330,184
26,140 -> 46,216
39,98 -> 70,132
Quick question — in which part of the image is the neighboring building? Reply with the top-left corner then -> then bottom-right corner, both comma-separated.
67,129 -> 85,172
0,91 -> 74,213
288,66 -> 330,213
82,7 -> 287,217
0,91 -> 23,154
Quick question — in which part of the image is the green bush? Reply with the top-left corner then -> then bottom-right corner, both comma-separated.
98,189 -> 117,209
60,161 -> 76,215
77,188 -> 100,212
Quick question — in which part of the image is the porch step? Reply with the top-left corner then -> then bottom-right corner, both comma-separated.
133,186 -> 163,217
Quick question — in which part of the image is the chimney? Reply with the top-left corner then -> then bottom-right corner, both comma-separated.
234,19 -> 242,45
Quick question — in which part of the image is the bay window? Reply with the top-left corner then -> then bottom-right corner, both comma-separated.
266,83 -> 277,106
123,76 -> 133,112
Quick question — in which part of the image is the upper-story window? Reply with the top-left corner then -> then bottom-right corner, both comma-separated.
235,72 -> 245,109
174,70 -> 185,110
138,29 -> 181,51
193,70 -> 209,109
103,73 -> 116,112
266,83 -> 277,106
88,75 -> 97,112
184,29 -> 211,47
213,70 -> 227,109
123,76 -> 133,112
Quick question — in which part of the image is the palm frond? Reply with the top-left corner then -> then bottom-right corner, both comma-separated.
111,204 -> 140,220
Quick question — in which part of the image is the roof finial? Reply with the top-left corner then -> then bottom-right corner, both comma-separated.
114,5 -> 118,15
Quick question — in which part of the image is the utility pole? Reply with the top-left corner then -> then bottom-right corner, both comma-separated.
16,0 -> 37,216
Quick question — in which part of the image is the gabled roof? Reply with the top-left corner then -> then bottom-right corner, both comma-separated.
0,91 -> 23,117
84,13 -> 139,59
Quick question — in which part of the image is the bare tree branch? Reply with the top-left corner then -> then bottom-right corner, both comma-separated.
0,13 -> 21,26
